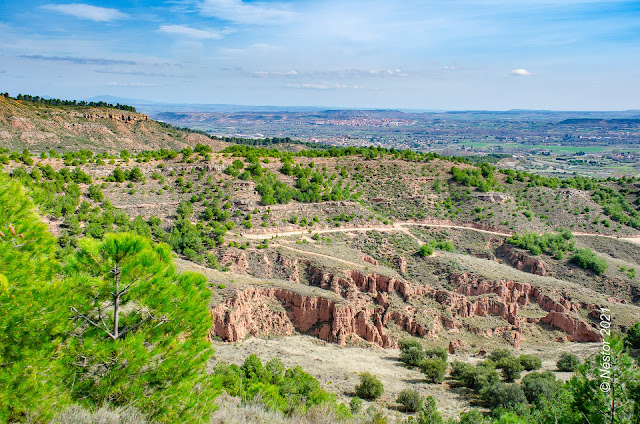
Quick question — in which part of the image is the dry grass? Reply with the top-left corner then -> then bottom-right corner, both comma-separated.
211,395 -> 368,424
50,405 -> 147,424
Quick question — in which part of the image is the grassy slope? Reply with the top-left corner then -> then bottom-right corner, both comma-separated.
0,96 -> 228,152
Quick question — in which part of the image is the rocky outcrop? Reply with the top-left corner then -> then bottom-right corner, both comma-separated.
451,273 -> 601,343
220,251 -> 249,274
81,111 -> 149,123
212,268 -> 437,348
211,287 -> 331,342
396,256 -> 408,273
473,192 -> 511,203
541,311 -> 601,342
498,244 -> 548,276
210,286 -> 395,347
449,339 -> 465,354
362,255 -> 378,266
211,266 -> 602,348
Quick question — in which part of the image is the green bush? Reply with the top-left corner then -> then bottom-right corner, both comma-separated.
418,244 -> 434,257
424,346 -> 448,362
355,372 -> 384,400
434,240 -> 454,252
87,184 -> 104,202
242,354 -> 266,380
214,356 -> 349,416
481,383 -> 527,411
570,248 -> 607,275
488,348 -> 514,363
397,388 -> 423,412
625,322 -> 640,349
265,358 -> 285,385
450,360 -> 476,387
557,353 -> 580,372
419,358 -> 447,384
401,346 -> 426,367
470,363 -> 500,393
521,371 -> 560,405
496,356 -> 524,382
457,410 -> 490,424
507,230 -> 574,258
349,397 -> 362,414
405,396 -> 443,424
399,338 -> 423,352
518,354 -> 542,371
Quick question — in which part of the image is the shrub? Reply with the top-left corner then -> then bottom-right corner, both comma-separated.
434,240 -> 454,252
570,248 -> 607,275
518,354 -> 542,371
507,230 -> 574,258
399,338 -> 423,353
349,397 -> 362,414
128,167 -> 145,182
405,396 -> 443,424
457,410 -> 490,424
521,371 -> 560,405
241,354 -> 265,380
450,361 -> 476,387
489,348 -> 514,363
557,353 -> 580,372
472,363 -> 500,393
496,356 -> 524,382
418,244 -> 434,257
215,363 -> 243,396
401,346 -> 425,367
419,358 -> 447,384
424,347 -> 448,362
625,322 -> 640,349
264,358 -> 285,385
397,388 -> 423,412
481,383 -> 527,411
355,372 -> 384,400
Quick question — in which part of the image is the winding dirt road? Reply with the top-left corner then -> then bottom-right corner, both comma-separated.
240,221 -> 640,246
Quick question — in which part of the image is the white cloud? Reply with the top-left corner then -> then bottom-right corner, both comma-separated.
511,68 -> 531,76
368,69 -> 408,77
42,3 -> 128,22
158,25 -> 229,40
198,0 -> 295,25
251,69 -> 408,79
253,70 -> 298,78
219,43 -> 283,56
107,81 -> 157,87
287,82 -> 356,90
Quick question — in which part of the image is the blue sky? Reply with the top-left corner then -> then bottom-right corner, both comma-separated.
0,0 -> 639,110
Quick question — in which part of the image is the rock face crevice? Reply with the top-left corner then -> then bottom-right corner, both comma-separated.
498,244 -> 548,276
451,273 -> 601,342
210,266 -> 602,348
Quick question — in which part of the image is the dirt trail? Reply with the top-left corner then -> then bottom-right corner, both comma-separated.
241,221 -> 511,241
276,243 -> 366,268
574,232 -> 640,246
242,220 -> 640,245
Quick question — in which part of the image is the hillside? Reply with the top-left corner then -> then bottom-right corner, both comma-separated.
0,96 -> 229,152
1,114 -> 639,422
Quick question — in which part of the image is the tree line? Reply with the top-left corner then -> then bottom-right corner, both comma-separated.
2,92 -> 136,112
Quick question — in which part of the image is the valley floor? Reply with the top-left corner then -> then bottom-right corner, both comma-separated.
211,335 -> 600,421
